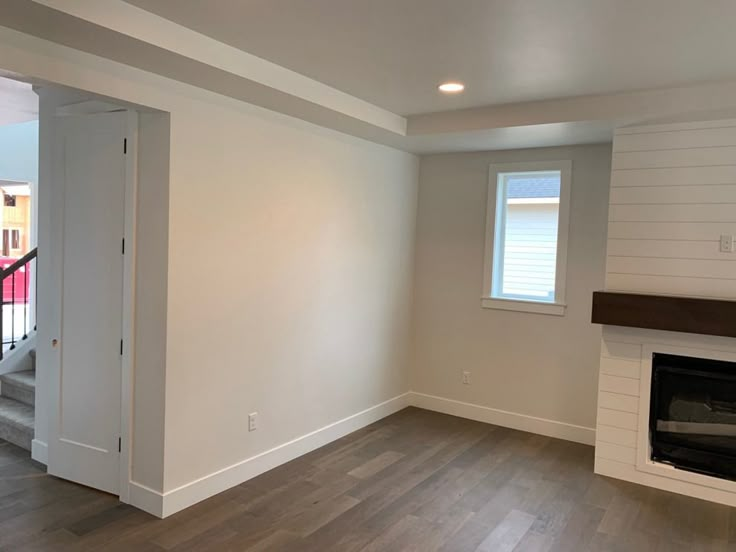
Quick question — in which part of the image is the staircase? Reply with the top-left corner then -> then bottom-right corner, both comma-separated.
0,248 -> 38,452
0,349 -> 35,450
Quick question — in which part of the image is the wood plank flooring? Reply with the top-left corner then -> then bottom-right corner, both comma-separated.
1,407 -> 735,551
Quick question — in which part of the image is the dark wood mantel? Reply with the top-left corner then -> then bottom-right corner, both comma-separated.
591,291 -> 736,339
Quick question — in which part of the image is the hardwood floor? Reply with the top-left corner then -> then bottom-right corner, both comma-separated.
1,407 -> 735,551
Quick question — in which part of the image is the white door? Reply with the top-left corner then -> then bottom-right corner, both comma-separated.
48,111 -> 127,495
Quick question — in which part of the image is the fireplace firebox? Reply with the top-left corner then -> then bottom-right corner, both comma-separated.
650,353 -> 736,481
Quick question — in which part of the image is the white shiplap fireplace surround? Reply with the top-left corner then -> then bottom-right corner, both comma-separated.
595,118 -> 736,507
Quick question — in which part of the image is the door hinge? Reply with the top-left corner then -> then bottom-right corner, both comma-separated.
120,339 -> 123,356
118,437 -> 122,453
123,138 -> 127,154
122,238 -> 125,255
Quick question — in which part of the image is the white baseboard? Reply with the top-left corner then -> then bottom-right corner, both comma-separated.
128,481 -> 165,518
408,392 -> 595,446
31,439 -> 48,465
154,392 -> 410,518
126,390 -> 595,519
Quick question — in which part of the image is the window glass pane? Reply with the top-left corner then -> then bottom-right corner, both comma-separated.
494,171 -> 561,302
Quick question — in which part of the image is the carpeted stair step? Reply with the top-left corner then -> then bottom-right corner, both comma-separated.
0,370 -> 35,406
0,396 -> 33,451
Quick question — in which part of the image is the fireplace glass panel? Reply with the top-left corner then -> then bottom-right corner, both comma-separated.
650,353 -> 736,481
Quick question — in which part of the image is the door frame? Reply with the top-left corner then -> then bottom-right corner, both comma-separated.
119,110 -> 138,502
46,107 -> 138,502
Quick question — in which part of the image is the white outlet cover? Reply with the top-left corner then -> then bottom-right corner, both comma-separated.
720,234 -> 734,253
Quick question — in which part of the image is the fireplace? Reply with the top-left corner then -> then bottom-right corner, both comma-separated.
650,353 -> 736,482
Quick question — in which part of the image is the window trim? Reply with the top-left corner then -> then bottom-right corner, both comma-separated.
481,160 -> 572,316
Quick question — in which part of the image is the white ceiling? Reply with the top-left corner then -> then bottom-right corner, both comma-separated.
0,76 -> 37,126
124,0 -> 736,116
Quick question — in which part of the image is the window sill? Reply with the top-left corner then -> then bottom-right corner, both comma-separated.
481,297 -> 566,316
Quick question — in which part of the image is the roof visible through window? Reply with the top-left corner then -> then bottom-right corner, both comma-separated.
506,175 -> 560,199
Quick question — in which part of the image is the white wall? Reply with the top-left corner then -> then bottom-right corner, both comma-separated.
1,27 -> 418,515
162,102 -> 418,495
131,112 -> 170,491
411,145 -> 611,436
608,120 -> 736,298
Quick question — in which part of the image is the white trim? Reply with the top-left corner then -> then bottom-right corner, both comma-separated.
118,111 -> 138,504
127,389 -> 599,518
636,343 -> 736,496
480,297 -> 566,316
596,457 -> 736,509
507,198 -> 560,205
31,438 -> 48,465
153,393 -> 410,518
408,392 -> 595,445
482,161 -> 572,314
31,0 -> 406,136
55,100 -> 130,117
128,481 -> 164,518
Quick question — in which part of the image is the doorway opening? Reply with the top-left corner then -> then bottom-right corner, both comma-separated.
0,69 -> 169,508
0,77 -> 37,357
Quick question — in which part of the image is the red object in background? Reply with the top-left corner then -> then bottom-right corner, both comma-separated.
0,257 -> 31,304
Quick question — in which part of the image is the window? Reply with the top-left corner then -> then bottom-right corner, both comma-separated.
2,229 -> 21,256
482,161 -> 571,316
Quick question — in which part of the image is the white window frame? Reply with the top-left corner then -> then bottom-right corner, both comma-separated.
481,160 -> 572,316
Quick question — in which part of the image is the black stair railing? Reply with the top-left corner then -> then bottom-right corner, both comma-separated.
0,248 -> 37,361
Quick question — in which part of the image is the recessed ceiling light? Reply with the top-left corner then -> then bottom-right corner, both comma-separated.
438,82 -> 465,93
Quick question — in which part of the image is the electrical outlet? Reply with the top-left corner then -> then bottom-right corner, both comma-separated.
248,412 -> 258,432
462,371 -> 471,385
720,234 -> 734,253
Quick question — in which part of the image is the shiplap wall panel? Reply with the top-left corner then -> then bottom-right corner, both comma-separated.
607,239 -> 722,260
610,165 -> 736,188
610,184 -> 736,205
599,374 -> 640,397
600,340 -> 642,361
595,441 -> 636,465
607,257 -> 736,280
600,357 -> 641,379
614,126 -> 736,152
597,425 -> 638,448
598,391 -> 639,414
606,273 -> 736,298
609,204 -> 736,223
606,121 -> 736,298
597,408 -> 639,431
613,146 -> 736,170
616,119 -> 736,135
608,221 -> 736,241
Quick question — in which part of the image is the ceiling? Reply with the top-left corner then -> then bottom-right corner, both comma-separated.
124,0 -> 736,116
0,77 -> 37,126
